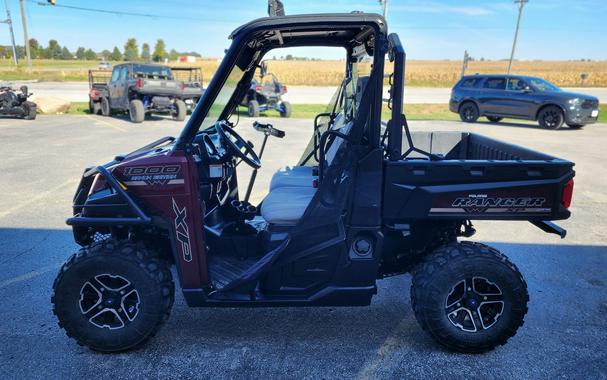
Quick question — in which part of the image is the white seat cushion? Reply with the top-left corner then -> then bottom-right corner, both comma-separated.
261,186 -> 316,225
269,166 -> 316,190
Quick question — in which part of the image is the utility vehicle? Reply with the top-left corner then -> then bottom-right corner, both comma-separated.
241,60 -> 291,117
52,12 -> 575,354
89,63 -> 187,123
0,85 -> 36,120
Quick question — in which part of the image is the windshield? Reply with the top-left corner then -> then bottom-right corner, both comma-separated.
199,64 -> 246,132
529,77 -> 561,92
132,64 -> 173,79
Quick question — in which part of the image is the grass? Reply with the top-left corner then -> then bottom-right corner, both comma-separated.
3,59 -> 607,87
64,102 -> 606,123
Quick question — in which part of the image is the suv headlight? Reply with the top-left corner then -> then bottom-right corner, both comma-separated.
568,98 -> 582,106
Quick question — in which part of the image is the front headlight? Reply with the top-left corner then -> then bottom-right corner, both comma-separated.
568,98 -> 582,106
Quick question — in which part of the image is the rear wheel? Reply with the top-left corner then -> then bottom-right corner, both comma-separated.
248,100 -> 260,117
172,99 -> 186,121
23,101 -> 36,120
537,106 -> 564,129
459,102 -> 479,123
100,97 -> 111,116
280,101 -> 292,118
486,116 -> 502,123
89,100 -> 101,115
52,240 -> 174,352
411,242 -> 529,353
129,99 -> 145,123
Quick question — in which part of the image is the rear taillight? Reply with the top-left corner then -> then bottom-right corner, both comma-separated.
281,85 -> 287,93
255,85 -> 263,92
137,78 -> 142,88
562,179 -> 574,208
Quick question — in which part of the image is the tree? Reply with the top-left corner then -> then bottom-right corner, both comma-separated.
169,48 -> 179,61
141,43 -> 150,62
47,39 -> 61,59
29,38 -> 40,59
60,47 -> 72,60
124,38 -> 138,61
285,54 -> 293,60
110,46 -> 122,61
76,47 -> 86,60
85,49 -> 97,60
152,39 -> 166,62
100,49 -> 111,60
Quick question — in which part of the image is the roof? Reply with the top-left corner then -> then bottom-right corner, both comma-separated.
229,13 -> 387,40
463,73 -> 543,80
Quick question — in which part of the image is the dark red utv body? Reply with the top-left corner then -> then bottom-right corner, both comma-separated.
53,12 -> 575,354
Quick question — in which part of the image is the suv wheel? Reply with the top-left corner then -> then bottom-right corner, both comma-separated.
411,242 -> 529,353
129,99 -> 145,123
52,240 -> 174,352
486,116 -> 502,123
537,106 -> 564,129
248,100 -> 260,117
459,102 -> 479,123
172,99 -> 186,121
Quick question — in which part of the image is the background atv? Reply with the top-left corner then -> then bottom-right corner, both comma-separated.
53,11 -> 575,354
0,85 -> 37,120
241,61 -> 291,118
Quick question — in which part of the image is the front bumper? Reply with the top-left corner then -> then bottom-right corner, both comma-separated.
566,106 -> 600,125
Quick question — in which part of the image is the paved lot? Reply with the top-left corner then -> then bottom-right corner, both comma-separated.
8,81 -> 607,104
0,114 -> 606,379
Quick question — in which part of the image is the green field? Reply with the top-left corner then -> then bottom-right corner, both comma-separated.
64,102 -> 606,123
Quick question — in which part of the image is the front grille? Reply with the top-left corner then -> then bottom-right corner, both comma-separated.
581,99 -> 598,109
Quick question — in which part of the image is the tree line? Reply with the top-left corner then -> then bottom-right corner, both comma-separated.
0,37 -> 200,62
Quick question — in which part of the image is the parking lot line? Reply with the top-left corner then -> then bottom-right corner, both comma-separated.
0,179 -> 78,219
355,318 -> 410,380
85,115 -> 128,132
0,263 -> 59,290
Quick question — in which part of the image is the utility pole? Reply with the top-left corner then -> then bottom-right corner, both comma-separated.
1,1 -> 18,64
461,50 -> 470,77
379,0 -> 388,19
507,0 -> 528,75
19,0 -> 31,67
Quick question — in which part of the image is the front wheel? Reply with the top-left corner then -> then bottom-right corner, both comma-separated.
248,100 -> 260,117
411,242 -> 529,353
23,101 -> 37,120
100,97 -> 111,116
459,102 -> 479,123
537,106 -> 564,129
52,240 -> 174,352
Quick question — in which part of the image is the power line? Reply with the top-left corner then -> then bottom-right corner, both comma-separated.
26,0 -> 206,21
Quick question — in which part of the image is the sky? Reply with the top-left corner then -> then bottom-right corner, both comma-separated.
1,0 -> 606,61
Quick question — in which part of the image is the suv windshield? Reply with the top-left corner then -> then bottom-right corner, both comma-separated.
529,77 -> 561,92
132,64 -> 173,79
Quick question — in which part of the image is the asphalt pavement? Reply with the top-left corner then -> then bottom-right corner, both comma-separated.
0,114 -> 606,379
8,81 -> 607,104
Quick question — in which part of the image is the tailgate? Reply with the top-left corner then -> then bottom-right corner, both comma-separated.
137,79 -> 183,96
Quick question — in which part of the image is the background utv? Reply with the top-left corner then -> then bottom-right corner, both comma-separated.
450,74 -> 600,129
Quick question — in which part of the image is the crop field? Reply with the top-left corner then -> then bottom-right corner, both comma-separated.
2,59 -> 607,87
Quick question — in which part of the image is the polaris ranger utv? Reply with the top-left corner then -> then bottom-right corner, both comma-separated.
52,13 -> 575,354
241,60 -> 291,117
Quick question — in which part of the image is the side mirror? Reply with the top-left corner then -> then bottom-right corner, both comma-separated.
523,86 -> 532,93
260,61 -> 268,77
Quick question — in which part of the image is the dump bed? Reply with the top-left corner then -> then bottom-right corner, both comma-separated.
383,131 -> 574,222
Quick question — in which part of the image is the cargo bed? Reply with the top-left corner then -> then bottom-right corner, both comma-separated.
383,131 -> 575,222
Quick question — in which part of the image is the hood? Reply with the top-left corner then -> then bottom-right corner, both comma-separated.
542,90 -> 599,102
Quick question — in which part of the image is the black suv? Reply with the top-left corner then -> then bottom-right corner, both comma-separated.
450,74 -> 600,129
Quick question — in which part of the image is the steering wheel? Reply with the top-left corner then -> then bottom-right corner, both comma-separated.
215,121 -> 261,169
